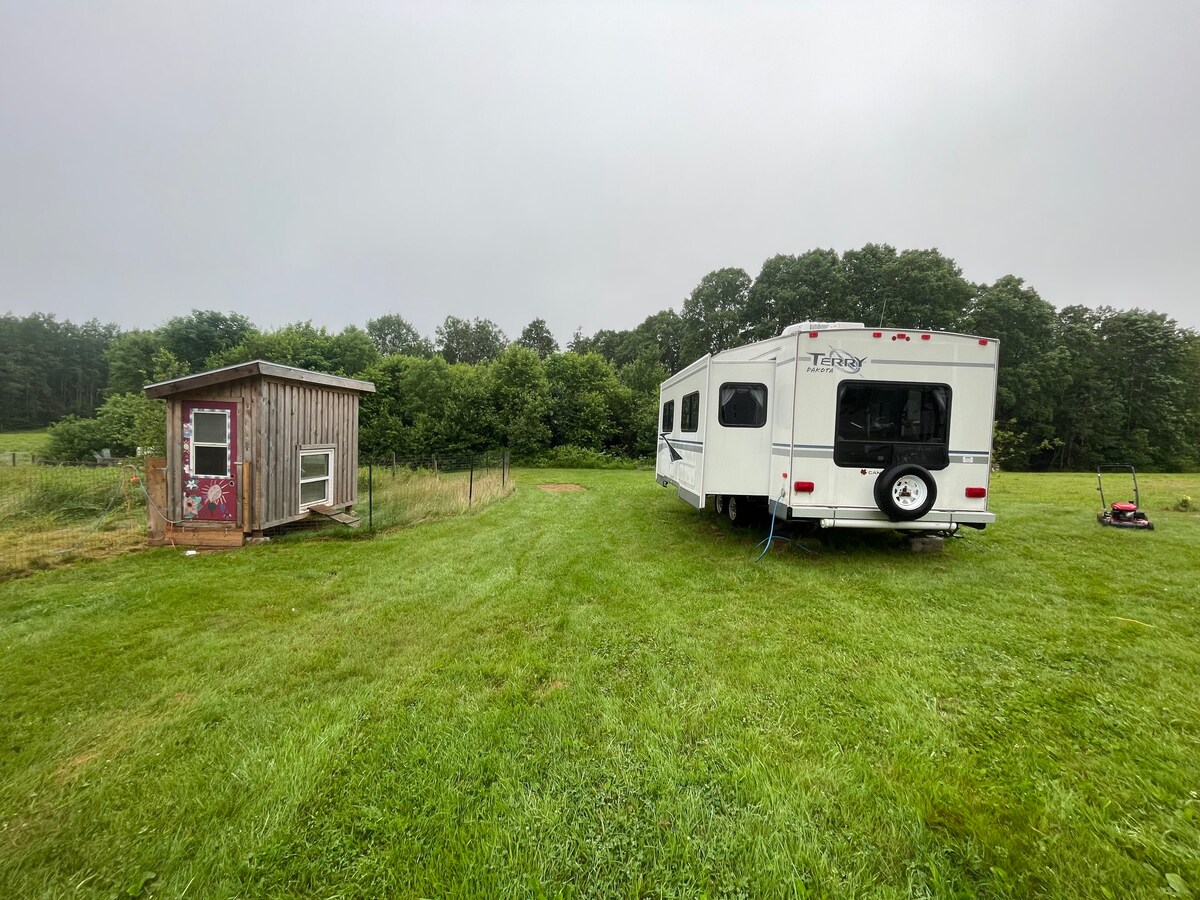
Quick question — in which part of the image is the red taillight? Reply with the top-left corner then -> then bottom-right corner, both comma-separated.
965,487 -> 987,498
794,481 -> 815,493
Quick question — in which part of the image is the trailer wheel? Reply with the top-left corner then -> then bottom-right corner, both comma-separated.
713,494 -> 726,516
727,495 -> 746,526
874,464 -> 937,521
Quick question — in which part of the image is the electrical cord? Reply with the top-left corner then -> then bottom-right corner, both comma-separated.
52,460 -> 188,556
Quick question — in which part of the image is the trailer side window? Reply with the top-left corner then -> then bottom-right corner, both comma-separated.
681,392 -> 700,432
834,381 -> 950,469
662,400 -> 675,432
718,383 -> 767,428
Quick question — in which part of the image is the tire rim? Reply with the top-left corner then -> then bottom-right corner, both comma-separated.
890,475 -> 927,510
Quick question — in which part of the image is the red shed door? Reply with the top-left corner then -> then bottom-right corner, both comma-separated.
181,401 -> 239,523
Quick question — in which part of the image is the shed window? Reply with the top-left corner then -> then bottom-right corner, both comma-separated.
661,400 -> 675,432
299,449 -> 334,508
191,410 -> 230,477
718,383 -> 767,427
681,392 -> 700,433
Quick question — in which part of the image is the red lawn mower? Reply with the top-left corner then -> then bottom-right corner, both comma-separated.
1096,465 -> 1154,530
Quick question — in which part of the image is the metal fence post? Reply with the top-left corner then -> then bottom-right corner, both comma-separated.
368,461 -> 373,531
469,461 -> 474,508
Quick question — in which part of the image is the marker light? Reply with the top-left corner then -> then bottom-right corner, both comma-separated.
872,331 -> 882,338
794,481 -> 815,493
978,339 -> 989,345
965,487 -> 987,498
809,331 -> 819,338
921,334 -> 931,340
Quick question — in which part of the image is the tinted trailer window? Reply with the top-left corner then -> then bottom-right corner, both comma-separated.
834,382 -> 950,469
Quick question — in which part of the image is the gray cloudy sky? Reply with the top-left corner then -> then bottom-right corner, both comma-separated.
2,1 -> 1198,344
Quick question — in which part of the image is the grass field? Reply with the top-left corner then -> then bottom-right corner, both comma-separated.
2,470 -> 1198,898
0,428 -> 50,463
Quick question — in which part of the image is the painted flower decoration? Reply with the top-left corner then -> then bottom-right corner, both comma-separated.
183,496 -> 200,518
186,478 -> 198,490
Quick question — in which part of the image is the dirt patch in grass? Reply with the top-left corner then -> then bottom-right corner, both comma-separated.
538,484 -> 585,492
54,751 -> 99,785
536,679 -> 568,699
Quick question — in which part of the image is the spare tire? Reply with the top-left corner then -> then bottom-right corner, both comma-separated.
874,464 -> 937,521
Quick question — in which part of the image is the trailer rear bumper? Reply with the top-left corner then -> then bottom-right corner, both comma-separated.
784,505 -> 994,530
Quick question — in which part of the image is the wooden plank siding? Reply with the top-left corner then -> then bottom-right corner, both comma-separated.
258,378 -> 361,530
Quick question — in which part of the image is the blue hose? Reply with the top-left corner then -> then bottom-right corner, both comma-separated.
755,490 -> 790,561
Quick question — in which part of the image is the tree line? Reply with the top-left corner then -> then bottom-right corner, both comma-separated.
3,242 -> 1197,470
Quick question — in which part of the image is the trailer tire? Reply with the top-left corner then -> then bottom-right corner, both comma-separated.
713,494 -> 726,516
874,464 -> 937,521
727,495 -> 746,526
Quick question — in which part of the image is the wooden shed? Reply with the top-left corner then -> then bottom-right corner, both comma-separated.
143,360 -> 375,547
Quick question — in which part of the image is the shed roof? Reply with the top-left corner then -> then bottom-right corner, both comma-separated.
144,360 -> 376,399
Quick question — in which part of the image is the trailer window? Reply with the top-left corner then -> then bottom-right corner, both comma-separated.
681,392 -> 700,433
661,400 -> 675,432
718,383 -> 767,428
834,382 -> 950,469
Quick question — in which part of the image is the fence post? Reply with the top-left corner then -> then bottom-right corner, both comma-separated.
368,461 -> 373,531
502,449 -> 509,488
433,455 -> 439,478
391,451 -> 396,478
469,462 -> 474,508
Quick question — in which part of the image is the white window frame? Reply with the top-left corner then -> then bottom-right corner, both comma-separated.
190,409 -> 231,477
299,446 -> 335,509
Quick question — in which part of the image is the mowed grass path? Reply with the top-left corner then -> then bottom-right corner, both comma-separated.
2,471 -> 1198,897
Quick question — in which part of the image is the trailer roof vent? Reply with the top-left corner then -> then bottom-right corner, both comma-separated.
781,321 -> 865,336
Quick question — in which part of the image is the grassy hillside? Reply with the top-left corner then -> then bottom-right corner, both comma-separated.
0,428 -> 49,460
2,470 -> 1198,898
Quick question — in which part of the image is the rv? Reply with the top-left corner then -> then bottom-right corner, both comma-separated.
655,322 -> 999,533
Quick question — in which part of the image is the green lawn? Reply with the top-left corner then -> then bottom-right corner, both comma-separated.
2,470 -> 1198,898
0,428 -> 49,462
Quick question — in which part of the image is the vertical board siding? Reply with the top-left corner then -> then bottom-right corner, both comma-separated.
164,374 -> 365,531
255,378 -> 361,528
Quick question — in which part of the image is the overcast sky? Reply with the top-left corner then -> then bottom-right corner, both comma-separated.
2,1 -> 1198,344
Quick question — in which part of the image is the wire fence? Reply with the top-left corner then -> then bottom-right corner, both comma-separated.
0,451 -> 52,466
0,450 -> 515,579
360,450 -> 511,531
0,459 -> 147,579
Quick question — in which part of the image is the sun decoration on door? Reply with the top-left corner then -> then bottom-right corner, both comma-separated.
183,479 -> 234,519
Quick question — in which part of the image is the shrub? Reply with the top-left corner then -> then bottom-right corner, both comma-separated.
527,445 -> 647,470
45,394 -> 166,461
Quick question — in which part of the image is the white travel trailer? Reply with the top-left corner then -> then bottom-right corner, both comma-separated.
656,322 -> 999,532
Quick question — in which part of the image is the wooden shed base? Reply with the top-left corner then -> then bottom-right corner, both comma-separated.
151,523 -> 246,549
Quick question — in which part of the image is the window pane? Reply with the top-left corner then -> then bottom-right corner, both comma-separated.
662,400 -> 674,432
301,479 -> 327,505
193,412 -> 227,444
834,381 -> 950,469
719,383 -> 767,427
194,445 -> 228,476
682,392 -> 700,432
300,452 -> 330,479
